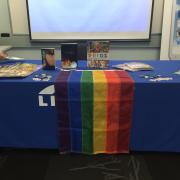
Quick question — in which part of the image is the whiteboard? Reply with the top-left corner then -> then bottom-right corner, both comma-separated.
8,0 -> 164,35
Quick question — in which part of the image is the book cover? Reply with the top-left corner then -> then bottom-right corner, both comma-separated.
41,48 -> 55,70
87,41 -> 109,68
61,43 -> 78,69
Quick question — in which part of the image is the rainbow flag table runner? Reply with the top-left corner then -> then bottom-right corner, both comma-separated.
55,70 -> 134,154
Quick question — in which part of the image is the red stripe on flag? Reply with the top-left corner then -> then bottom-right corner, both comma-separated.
104,71 -> 123,153
115,71 -> 134,153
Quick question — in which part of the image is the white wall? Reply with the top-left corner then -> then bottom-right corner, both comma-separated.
0,0 -> 11,33
151,0 -> 164,34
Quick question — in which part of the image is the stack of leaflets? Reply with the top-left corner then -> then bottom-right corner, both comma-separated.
0,63 -> 40,78
113,62 -> 153,72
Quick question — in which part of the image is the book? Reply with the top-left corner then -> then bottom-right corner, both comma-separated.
61,43 -> 78,69
87,41 -> 109,68
41,48 -> 55,70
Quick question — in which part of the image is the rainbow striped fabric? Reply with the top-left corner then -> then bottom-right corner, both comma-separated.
55,70 -> 134,154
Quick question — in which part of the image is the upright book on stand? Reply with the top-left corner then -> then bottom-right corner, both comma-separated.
87,41 -> 109,68
61,43 -> 78,69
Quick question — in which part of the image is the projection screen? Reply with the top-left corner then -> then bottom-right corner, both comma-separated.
26,0 -> 153,41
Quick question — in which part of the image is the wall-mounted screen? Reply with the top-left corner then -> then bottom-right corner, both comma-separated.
27,0 -> 153,41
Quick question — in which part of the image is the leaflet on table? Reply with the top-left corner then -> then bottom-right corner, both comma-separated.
173,70 -> 180,75
113,62 -> 153,71
5,56 -> 24,60
0,63 -> 41,78
150,77 -> 173,82
87,41 -> 109,68
33,73 -> 52,82
139,74 -> 173,82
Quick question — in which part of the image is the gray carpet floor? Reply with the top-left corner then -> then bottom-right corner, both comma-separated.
0,149 -> 180,180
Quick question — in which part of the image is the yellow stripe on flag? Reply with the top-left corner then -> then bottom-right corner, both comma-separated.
93,71 -> 107,154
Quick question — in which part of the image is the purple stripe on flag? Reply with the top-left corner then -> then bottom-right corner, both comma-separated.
55,71 -> 71,152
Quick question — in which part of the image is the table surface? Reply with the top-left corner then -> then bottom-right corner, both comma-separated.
1,60 -> 180,152
1,60 -> 180,82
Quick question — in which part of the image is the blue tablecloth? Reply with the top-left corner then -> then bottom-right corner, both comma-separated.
1,60 -> 180,152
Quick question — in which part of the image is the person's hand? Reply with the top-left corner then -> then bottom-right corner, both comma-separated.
0,51 -> 8,60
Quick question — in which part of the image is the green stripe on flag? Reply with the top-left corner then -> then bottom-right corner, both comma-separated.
81,71 -> 93,154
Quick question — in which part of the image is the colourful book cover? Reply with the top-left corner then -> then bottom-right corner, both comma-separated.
87,41 -> 109,68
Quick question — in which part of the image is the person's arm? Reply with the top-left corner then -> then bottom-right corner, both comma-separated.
0,51 -> 8,60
